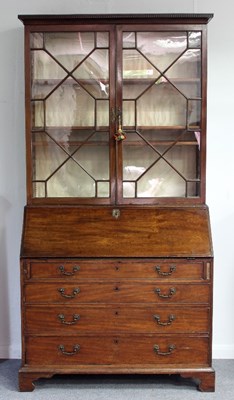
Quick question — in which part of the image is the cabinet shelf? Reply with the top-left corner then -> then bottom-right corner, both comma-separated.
32,140 -> 199,147
32,126 -> 200,131
32,78 -> 109,86
123,78 -> 200,85
32,78 -> 200,86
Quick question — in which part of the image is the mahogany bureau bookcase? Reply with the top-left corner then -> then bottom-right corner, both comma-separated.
18,13 -> 215,392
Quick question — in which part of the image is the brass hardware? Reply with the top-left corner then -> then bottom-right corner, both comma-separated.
58,344 -> 80,356
153,344 -> 176,356
58,265 -> 80,276
155,265 -> 176,276
58,288 -> 80,299
153,314 -> 176,326
112,208 -> 120,219
114,109 -> 126,141
58,314 -> 80,325
155,287 -> 176,298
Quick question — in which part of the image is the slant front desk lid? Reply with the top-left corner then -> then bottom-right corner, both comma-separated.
21,206 -> 213,258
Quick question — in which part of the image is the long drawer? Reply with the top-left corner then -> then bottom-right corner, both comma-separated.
25,335 -> 210,366
25,305 -> 210,334
24,282 -> 210,304
26,259 -> 209,281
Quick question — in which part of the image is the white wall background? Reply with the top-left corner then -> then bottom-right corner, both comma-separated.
0,0 -> 233,359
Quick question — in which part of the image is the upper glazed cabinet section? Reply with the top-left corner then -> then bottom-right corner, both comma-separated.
19,14 -> 213,205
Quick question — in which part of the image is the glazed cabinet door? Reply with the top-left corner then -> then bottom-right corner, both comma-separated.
27,26 -> 116,203
116,25 -> 206,204
25,22 -> 207,205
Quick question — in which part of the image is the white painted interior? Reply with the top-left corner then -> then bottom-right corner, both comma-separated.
0,0 -> 233,359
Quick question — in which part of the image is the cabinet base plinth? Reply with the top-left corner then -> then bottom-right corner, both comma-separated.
181,370 -> 215,392
18,367 -> 215,392
18,370 -> 54,392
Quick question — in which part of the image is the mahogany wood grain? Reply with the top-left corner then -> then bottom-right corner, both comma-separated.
25,335 -> 210,366
24,282 -> 210,304
18,371 -> 55,392
181,370 -> 215,392
25,304 -> 210,334
27,259 -> 207,281
19,366 -> 215,392
21,206 -> 213,258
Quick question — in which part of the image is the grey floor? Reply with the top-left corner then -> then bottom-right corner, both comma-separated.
0,360 -> 233,400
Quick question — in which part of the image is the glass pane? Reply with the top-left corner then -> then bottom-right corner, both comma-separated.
187,181 -> 200,197
45,79 -> 95,127
163,145 -> 198,180
137,159 -> 186,197
31,50 -> 67,99
47,159 -> 95,198
72,132 -> 109,180
123,132 -> 159,181
165,49 -> 201,98
188,32 -> 201,48
97,181 -> 109,197
32,132 -> 68,181
44,32 -> 95,71
30,32 -> 43,49
123,32 -> 136,48
123,49 -> 160,99
96,32 -> 109,47
97,100 -> 109,127
123,101 -> 135,127
123,182 -> 135,198
137,32 -> 187,72
194,131 -> 201,149
137,82 -> 187,127
31,101 -> 44,129
33,182 -> 45,197
123,50 -> 160,79
81,81 -> 109,99
188,100 -> 201,128
72,49 -> 109,101
73,49 -> 109,81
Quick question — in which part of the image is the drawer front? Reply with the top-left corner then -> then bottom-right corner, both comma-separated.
25,335 -> 209,366
25,305 -> 210,334
24,282 -> 210,304
27,259 -> 207,280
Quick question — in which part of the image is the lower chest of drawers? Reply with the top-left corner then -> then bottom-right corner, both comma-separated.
19,257 -> 215,392
21,258 -> 212,369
